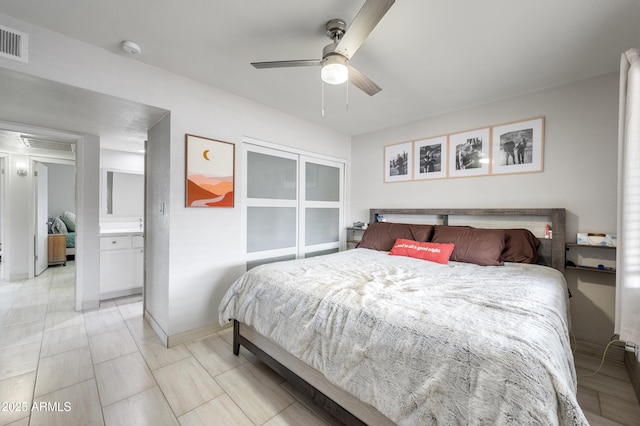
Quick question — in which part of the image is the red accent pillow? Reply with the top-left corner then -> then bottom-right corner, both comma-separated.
389,239 -> 455,264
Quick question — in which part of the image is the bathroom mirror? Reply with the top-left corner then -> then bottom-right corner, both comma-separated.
102,168 -> 144,216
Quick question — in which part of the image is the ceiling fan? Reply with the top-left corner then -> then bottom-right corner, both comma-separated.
251,0 -> 395,96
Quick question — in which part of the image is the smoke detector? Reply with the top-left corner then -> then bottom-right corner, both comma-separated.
121,40 -> 141,55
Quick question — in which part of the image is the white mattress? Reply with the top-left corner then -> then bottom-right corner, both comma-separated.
219,248 -> 587,425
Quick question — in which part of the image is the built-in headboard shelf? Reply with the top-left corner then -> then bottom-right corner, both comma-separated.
369,208 -> 566,271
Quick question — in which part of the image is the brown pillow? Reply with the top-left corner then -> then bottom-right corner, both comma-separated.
501,229 -> 540,264
431,225 -> 506,266
357,222 -> 434,251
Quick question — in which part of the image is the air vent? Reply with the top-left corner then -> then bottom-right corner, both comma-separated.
20,136 -> 75,153
0,25 -> 29,63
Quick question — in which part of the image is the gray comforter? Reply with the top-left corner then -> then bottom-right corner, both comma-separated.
219,248 -> 587,425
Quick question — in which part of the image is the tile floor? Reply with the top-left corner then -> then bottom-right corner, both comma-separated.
0,262 -> 639,425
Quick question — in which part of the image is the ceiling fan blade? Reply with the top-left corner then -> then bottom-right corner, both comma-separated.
335,0 -> 395,59
251,59 -> 322,69
348,65 -> 382,96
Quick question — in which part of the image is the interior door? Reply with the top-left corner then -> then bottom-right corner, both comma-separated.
35,161 -> 48,276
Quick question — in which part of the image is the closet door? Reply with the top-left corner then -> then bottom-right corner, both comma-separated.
245,145 -> 298,269
299,157 -> 343,258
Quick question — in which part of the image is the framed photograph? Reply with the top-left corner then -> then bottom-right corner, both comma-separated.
185,134 -> 235,207
384,141 -> 413,182
448,127 -> 490,178
491,117 -> 544,175
414,135 -> 448,180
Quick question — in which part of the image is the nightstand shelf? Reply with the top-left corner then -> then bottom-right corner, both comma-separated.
565,243 -> 616,274
346,227 -> 366,249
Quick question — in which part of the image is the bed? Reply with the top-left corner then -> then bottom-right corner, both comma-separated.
219,208 -> 587,425
50,211 -> 76,257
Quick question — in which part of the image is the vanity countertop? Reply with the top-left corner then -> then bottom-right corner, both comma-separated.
100,229 -> 144,236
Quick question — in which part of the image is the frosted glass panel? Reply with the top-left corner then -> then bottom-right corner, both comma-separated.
247,207 -> 296,252
247,152 -> 296,200
305,208 -> 339,246
305,163 -> 339,201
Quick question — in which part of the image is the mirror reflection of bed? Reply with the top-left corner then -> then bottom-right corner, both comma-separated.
48,211 -> 76,266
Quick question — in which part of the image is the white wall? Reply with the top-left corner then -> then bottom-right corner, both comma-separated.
350,73 -> 619,345
0,14 -> 351,338
3,154 -> 31,280
100,149 -> 144,172
46,162 -> 75,218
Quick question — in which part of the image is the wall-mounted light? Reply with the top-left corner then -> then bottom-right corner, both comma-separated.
16,161 -> 28,176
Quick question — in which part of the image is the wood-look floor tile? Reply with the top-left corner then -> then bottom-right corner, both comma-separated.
153,357 -> 224,417
264,401 -> 329,426
0,320 -> 44,350
89,328 -> 138,364
125,317 -> 157,341
35,346 -> 94,397
599,392 -> 640,426
46,299 -> 76,314
30,379 -> 104,426
0,372 -> 35,425
574,352 -> 630,382
137,336 -> 190,371
94,352 -> 156,407
576,366 -> 638,404
40,323 -> 88,358
0,341 -> 40,381
103,386 -> 178,426
186,334 -> 247,377
84,307 -> 126,336
216,362 -> 295,425
44,310 -> 85,332
280,382 -> 342,426
5,416 -> 30,425
576,385 -> 601,415
178,393 -> 253,426
11,292 -> 49,309
4,304 -> 48,327
48,285 -> 74,301
116,301 -> 142,320
216,326 -> 233,346
584,411 -> 625,426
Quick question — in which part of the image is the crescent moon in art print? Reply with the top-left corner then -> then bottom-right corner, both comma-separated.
203,149 -> 210,161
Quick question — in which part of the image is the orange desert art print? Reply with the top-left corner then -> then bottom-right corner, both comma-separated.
185,134 -> 235,207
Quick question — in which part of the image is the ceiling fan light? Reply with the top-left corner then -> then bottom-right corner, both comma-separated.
321,55 -> 349,85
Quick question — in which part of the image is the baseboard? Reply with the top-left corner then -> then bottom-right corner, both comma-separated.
9,273 -> 28,281
82,299 -> 100,310
167,323 -> 225,348
624,351 -> 640,404
144,310 -> 168,347
574,338 -> 625,362
100,287 -> 143,301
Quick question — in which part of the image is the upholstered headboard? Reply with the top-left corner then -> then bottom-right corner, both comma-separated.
369,208 -> 566,271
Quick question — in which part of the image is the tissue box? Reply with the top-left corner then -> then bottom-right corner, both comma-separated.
577,233 -> 616,247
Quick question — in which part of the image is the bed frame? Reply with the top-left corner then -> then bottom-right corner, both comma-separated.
232,208 -> 566,425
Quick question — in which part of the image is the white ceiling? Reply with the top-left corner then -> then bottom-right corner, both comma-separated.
0,0 -> 639,139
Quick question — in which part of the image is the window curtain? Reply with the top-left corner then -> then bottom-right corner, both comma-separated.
616,48 -> 640,346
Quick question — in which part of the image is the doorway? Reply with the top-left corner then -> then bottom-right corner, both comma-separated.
0,126 -> 78,283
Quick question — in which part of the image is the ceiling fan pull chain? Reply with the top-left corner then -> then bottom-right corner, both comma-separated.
321,80 -> 325,117
346,76 -> 350,111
